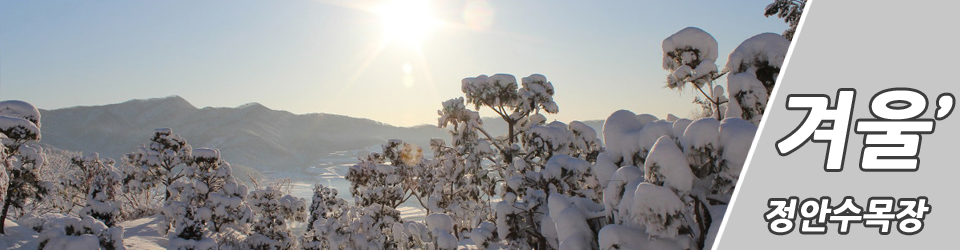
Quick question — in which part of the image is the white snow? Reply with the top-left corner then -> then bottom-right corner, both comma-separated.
671,118 -> 693,139
725,70 -> 769,124
543,154 -> 590,181
0,115 -> 41,141
191,148 -> 221,162
662,27 -> 719,71
632,183 -> 686,238
0,100 -> 41,127
637,120 -> 674,158
725,33 -> 790,74
425,213 -> 454,233
716,118 -> 758,193
547,194 -> 593,250
593,152 -> 619,189
681,118 -> 721,152
644,136 -> 694,194
602,110 -> 643,165
599,224 -> 646,250
636,114 -> 659,127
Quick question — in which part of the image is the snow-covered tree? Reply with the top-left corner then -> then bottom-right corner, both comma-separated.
662,27 -> 729,120
165,178 -> 216,250
161,147 -> 252,249
122,128 -> 193,202
0,100 -> 48,234
301,184 -> 347,250
191,148 -> 251,234
245,186 -> 307,250
74,153 -> 124,228
724,33 -> 790,124
598,113 -> 758,249
764,0 -> 806,40
341,141 -> 413,249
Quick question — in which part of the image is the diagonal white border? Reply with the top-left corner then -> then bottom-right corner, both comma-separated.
711,0 -> 815,249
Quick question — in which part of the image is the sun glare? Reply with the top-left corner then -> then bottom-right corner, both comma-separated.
378,0 -> 437,45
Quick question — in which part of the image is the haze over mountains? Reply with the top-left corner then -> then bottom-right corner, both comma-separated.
36,96 -> 604,175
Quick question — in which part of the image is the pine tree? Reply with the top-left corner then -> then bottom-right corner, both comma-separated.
122,128 -> 193,202
246,186 -> 307,250
0,100 -> 48,234
764,0 -> 806,40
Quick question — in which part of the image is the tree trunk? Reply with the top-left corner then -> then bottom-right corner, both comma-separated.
503,121 -> 515,165
0,194 -> 12,234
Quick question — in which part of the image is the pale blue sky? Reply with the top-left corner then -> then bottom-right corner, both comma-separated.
0,0 -> 787,126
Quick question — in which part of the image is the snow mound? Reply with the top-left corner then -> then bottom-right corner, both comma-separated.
602,110 -> 643,165
725,33 -> 790,73
192,148 -> 221,162
681,118 -> 721,151
425,213 -> 454,233
644,136 -> 694,194
0,115 -> 41,141
637,120 -> 674,158
662,27 -> 719,70
671,118 -> 693,139
716,118 -> 758,193
725,70 -> 769,124
543,154 -> 590,180
593,152 -> 619,189
0,100 -> 41,127
632,183 -> 686,238
636,114 -> 659,127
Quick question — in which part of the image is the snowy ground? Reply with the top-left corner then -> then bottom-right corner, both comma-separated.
0,220 -> 38,250
1,216 -> 167,250
118,216 -> 166,250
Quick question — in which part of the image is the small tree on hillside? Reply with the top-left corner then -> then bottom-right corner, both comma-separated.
122,128 -> 193,202
74,153 -> 123,227
662,27 -> 730,120
245,186 -> 307,250
301,184 -> 347,250
0,100 -> 48,234
724,33 -> 790,124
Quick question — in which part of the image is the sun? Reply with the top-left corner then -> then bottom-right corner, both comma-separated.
377,0 -> 437,45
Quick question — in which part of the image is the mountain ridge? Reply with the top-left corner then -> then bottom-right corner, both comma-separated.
35,96 -> 604,174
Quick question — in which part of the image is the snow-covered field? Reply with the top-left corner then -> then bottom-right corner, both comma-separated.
1,216 -> 167,250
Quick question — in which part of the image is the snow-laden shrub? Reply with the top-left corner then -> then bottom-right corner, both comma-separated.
78,156 -> 123,228
715,119 -> 758,194
644,136 -> 695,196
636,120 -> 675,163
163,179 -> 212,248
681,118 -> 721,179
725,33 -> 790,124
245,186 -> 307,250
392,214 -> 458,250
545,193 -> 605,250
122,128 -> 193,203
37,215 -> 125,250
632,183 -> 688,239
159,146 -> 252,249
302,184 -> 347,250
543,154 -> 598,200
662,27 -> 728,119
601,110 -> 644,166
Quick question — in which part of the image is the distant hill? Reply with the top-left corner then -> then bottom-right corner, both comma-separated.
37,96 -> 605,173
